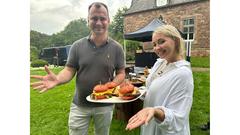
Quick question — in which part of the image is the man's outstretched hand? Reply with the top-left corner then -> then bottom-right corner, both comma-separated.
31,65 -> 59,93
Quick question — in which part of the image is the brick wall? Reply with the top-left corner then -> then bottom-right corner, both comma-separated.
124,0 -> 210,56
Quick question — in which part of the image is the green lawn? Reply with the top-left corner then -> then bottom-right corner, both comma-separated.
190,56 -> 210,68
190,71 -> 210,135
30,67 -> 209,135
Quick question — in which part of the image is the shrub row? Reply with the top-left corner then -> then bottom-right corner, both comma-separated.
31,59 -> 48,67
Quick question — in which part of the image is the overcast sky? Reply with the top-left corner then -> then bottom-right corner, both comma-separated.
30,0 -> 132,35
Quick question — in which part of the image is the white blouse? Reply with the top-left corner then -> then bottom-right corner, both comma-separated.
142,58 -> 194,135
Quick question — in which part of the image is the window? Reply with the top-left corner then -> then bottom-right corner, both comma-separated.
156,0 -> 168,7
182,18 -> 195,41
183,18 -> 195,58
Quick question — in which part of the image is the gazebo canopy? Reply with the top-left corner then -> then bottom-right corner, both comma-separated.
124,18 -> 165,42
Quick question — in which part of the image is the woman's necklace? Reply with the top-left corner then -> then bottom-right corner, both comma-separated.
149,60 -> 169,83
156,60 -> 168,75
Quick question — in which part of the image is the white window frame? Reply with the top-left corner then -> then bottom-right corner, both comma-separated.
182,18 -> 195,57
183,18 -> 195,41
156,0 -> 168,7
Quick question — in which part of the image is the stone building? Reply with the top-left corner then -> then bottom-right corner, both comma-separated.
123,0 -> 210,56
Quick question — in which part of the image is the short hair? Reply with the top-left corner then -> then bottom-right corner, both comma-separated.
153,25 -> 185,57
88,2 -> 109,16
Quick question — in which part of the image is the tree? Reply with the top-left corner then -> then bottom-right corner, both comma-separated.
30,46 -> 39,61
52,18 -> 89,46
50,33 -> 66,47
30,30 -> 51,50
63,18 -> 89,44
109,7 -> 140,61
109,7 -> 128,44
30,18 -> 89,54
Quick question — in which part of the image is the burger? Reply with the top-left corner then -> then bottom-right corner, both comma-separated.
118,82 -> 140,100
105,82 -> 118,89
91,82 -> 118,100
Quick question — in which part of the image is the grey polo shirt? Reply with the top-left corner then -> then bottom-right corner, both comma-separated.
66,36 -> 125,107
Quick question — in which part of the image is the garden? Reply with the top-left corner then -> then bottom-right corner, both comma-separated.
30,56 -> 210,135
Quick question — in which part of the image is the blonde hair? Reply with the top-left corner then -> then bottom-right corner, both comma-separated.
153,25 -> 185,57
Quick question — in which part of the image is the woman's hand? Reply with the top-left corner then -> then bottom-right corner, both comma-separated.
125,107 -> 155,130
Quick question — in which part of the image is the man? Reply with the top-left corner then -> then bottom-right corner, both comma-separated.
31,2 -> 125,135
53,48 -> 59,67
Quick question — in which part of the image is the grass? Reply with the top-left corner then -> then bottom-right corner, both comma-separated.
190,56 -> 210,68
30,63 -> 209,135
191,71 -> 210,135
30,67 -> 73,135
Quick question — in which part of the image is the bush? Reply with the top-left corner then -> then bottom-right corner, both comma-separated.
31,59 -> 48,67
30,46 -> 39,61
125,40 -> 140,61
126,53 -> 135,61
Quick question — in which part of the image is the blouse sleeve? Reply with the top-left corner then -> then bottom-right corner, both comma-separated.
154,69 -> 194,133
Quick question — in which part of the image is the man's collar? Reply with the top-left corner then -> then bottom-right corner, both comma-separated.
87,34 -> 109,44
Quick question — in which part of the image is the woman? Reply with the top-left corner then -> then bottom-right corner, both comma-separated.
126,25 -> 194,135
